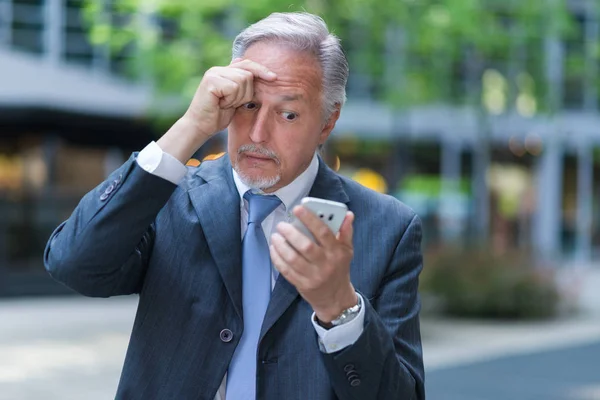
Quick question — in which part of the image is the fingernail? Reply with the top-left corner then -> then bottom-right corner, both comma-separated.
267,71 -> 276,78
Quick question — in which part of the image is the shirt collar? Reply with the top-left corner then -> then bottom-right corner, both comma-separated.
232,152 -> 319,211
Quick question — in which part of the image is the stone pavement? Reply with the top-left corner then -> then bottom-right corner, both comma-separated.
0,296 -> 134,400
421,314 -> 600,372
0,267 -> 598,399
427,341 -> 600,400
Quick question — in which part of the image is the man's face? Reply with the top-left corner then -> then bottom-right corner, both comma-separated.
228,42 -> 339,192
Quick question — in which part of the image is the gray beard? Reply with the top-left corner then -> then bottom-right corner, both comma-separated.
233,164 -> 281,190
234,144 -> 281,190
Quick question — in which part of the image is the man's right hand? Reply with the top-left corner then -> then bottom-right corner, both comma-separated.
157,59 -> 277,164
185,59 -> 277,140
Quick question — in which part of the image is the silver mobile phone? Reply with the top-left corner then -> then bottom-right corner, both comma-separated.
291,197 -> 348,242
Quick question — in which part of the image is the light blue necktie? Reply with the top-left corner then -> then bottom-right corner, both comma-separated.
227,191 -> 281,400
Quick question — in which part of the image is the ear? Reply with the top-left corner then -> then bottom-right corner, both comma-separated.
318,104 -> 341,145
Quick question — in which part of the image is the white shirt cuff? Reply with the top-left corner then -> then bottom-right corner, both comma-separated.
311,293 -> 366,354
136,141 -> 188,185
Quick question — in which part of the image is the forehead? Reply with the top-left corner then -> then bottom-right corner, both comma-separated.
243,42 -> 323,102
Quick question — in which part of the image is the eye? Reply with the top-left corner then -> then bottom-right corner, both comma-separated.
242,102 -> 258,110
281,111 -> 298,121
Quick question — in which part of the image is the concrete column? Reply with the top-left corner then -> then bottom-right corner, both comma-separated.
384,25 -> 408,192
575,141 -> 594,262
584,2 -> 599,111
384,25 -> 406,98
439,139 -> 464,241
533,137 -> 563,260
536,3 -> 565,262
0,0 -> 12,46
91,0 -> 110,73
441,140 -> 462,185
42,135 -> 60,193
45,0 -> 63,65
471,130 -> 491,244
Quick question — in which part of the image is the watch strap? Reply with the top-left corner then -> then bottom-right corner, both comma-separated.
330,293 -> 362,327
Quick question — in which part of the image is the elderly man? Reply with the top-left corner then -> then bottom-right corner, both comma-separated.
44,12 -> 425,400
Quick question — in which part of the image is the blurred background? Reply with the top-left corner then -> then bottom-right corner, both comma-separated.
1,0 -> 600,399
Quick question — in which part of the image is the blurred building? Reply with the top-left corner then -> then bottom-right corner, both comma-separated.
0,0 -> 599,296
330,2 -> 600,266
0,0 -> 158,295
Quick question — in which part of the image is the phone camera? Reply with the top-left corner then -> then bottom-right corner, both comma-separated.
318,212 -> 324,219
328,214 -> 334,221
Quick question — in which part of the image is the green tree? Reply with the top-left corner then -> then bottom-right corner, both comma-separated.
84,0 -> 584,111
84,0 -> 597,241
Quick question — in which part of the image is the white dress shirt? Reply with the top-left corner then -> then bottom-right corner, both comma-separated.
136,141 -> 365,400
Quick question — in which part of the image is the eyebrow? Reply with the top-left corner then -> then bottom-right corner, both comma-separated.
277,94 -> 302,102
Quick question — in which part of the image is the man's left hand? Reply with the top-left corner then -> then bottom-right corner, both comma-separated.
270,206 -> 357,325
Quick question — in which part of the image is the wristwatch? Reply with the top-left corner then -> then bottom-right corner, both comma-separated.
330,294 -> 362,327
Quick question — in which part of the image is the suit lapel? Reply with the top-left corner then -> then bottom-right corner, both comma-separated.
188,156 -> 244,320
260,155 -> 350,341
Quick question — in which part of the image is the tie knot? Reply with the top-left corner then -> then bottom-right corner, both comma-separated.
244,191 -> 282,224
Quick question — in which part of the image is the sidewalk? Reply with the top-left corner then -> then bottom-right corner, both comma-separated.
422,314 -> 600,372
0,268 -> 598,399
422,265 -> 600,372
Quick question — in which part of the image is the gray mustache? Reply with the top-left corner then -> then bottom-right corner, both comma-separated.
238,145 -> 280,165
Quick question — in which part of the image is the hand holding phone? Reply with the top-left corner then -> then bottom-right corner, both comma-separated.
291,197 -> 348,243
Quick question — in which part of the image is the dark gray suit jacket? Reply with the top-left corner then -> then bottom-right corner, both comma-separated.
44,154 -> 425,400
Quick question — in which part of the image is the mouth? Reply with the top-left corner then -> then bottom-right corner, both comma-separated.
242,152 -> 278,164
245,152 -> 272,160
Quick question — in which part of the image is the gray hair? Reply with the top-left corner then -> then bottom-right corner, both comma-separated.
232,12 -> 349,119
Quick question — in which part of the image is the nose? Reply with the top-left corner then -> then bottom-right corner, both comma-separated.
248,108 -> 271,144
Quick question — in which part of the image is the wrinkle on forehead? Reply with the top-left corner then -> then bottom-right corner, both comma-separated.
253,82 -> 304,99
244,42 -> 323,104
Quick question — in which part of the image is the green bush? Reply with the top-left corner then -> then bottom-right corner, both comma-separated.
420,247 -> 561,319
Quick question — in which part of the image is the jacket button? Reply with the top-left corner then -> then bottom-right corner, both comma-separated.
350,379 -> 361,387
101,183 -> 116,201
220,329 -> 233,343
343,364 -> 355,372
347,373 -> 360,381
100,184 -> 115,201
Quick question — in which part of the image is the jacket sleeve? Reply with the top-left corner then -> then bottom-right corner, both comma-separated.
43,154 -> 179,298
321,214 -> 425,400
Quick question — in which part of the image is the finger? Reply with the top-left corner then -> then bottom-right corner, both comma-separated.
276,222 -> 321,262
293,205 -> 337,247
213,68 -> 248,106
271,232 -> 313,268
270,244 -> 309,288
230,57 -> 243,64
337,211 -> 355,247
218,69 -> 253,108
233,59 -> 277,81
236,69 -> 254,106
207,76 -> 241,108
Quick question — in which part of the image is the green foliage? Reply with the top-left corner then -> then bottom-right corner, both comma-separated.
421,247 -> 561,319
82,0 -> 585,116
401,175 -> 471,196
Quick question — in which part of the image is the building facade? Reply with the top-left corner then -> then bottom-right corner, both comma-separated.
0,0 -> 598,296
